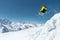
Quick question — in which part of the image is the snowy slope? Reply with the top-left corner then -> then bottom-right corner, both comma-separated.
0,12 -> 60,40
35,12 -> 60,40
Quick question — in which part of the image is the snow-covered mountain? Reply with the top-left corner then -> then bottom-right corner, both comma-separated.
0,19 -> 12,33
0,12 -> 60,40
0,19 -> 41,33
34,12 -> 60,40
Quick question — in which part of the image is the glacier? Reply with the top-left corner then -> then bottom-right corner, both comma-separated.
0,12 -> 60,40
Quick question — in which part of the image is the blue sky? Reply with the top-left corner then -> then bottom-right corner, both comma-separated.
0,0 -> 60,23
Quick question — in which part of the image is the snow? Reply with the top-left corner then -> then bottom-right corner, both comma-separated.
0,12 -> 60,40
